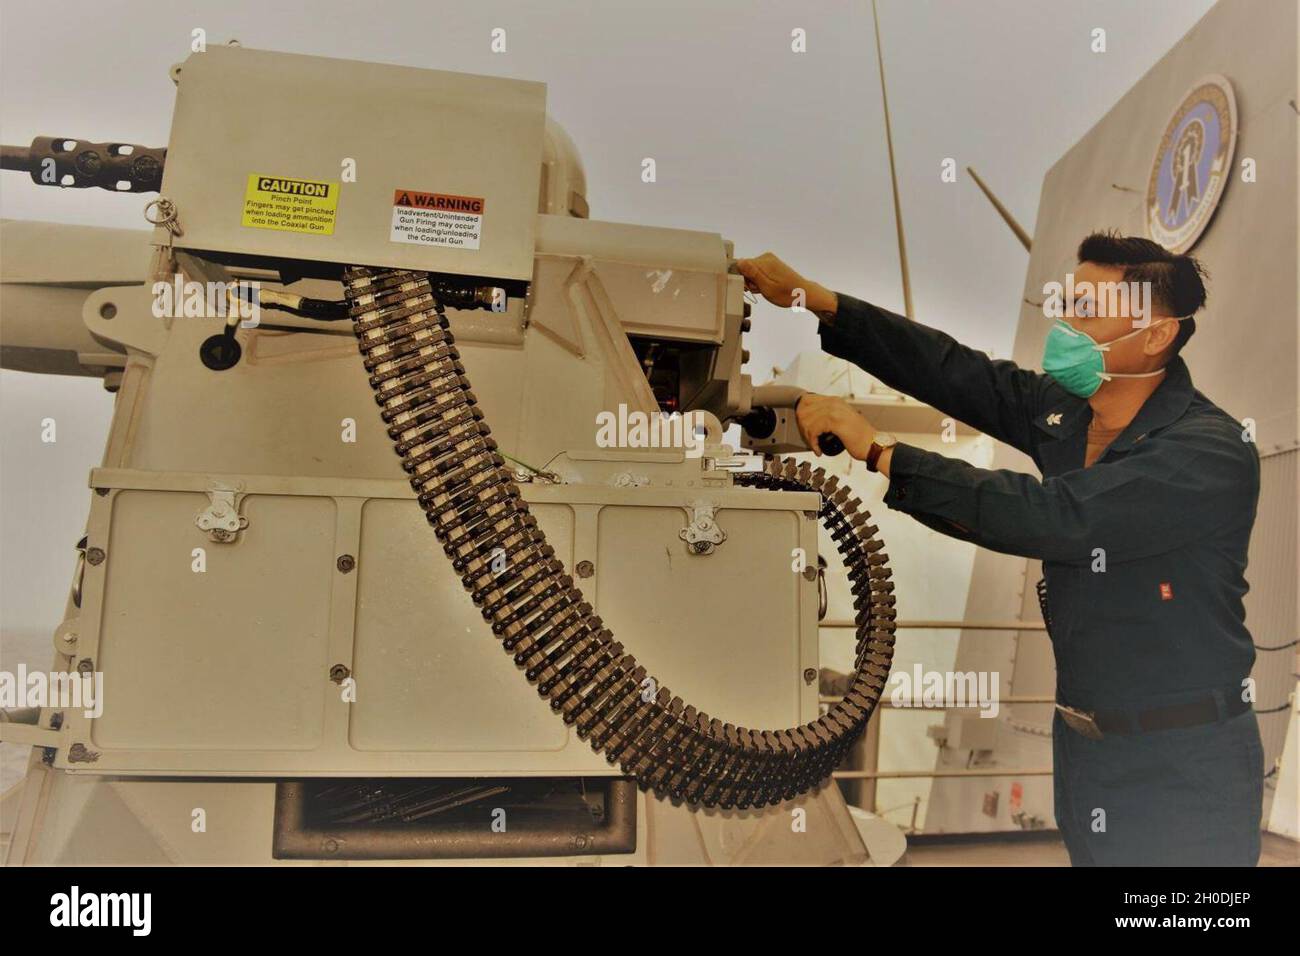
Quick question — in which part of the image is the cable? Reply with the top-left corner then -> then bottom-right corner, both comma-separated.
1254,701 -> 1294,715
1254,638 -> 1298,651
257,289 -> 349,321
499,452 -> 548,477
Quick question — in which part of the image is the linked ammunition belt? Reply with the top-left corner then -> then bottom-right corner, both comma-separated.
344,265 -> 896,809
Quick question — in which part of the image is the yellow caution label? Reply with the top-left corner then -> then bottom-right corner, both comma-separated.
241,174 -> 338,235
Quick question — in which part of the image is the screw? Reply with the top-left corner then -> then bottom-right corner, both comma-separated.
99,302 -> 117,320
329,664 -> 350,684
336,554 -> 356,573
85,547 -> 105,566
575,560 -> 594,578
803,668 -> 818,684
802,566 -> 818,582
322,838 -> 340,854
77,658 -> 94,675
76,150 -> 102,175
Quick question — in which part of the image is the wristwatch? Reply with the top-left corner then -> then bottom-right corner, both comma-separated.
866,432 -> 897,473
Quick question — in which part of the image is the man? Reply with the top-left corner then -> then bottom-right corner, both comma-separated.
737,233 -> 1264,866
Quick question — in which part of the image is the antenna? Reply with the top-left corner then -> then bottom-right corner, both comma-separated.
966,166 -> 1033,251
872,0 -> 913,320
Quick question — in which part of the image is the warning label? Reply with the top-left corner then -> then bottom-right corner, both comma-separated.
242,174 -> 338,235
391,190 -> 484,250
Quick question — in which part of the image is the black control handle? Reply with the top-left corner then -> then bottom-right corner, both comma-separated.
818,432 -> 845,456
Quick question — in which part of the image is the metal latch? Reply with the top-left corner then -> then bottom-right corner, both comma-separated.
709,453 -> 766,473
195,482 -> 248,542
679,499 -> 726,554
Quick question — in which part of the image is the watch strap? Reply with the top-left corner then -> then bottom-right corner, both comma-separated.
866,441 -> 886,472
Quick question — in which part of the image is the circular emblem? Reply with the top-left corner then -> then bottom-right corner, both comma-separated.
1146,74 -> 1236,253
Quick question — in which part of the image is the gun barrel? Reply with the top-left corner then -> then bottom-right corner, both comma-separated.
0,137 -> 165,192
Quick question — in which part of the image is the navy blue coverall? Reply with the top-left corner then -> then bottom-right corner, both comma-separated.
819,293 -> 1264,866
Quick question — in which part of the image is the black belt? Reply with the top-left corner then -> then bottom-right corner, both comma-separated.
1056,692 -> 1250,740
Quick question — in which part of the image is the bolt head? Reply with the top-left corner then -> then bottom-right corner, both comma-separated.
55,629 -> 77,651
75,150 -> 102,175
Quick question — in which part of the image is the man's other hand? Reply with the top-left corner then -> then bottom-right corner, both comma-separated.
795,393 -> 875,458
736,253 -> 837,315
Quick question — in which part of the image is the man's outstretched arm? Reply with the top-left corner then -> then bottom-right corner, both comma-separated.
792,392 -> 1256,565
737,252 -> 1056,455
874,421 -> 1255,565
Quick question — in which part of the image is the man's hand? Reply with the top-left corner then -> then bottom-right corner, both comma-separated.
796,393 -> 876,459
736,253 -> 837,315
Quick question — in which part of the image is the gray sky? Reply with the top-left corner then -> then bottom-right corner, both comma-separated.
0,0 -> 1214,631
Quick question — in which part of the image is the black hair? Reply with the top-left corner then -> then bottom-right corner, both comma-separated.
1077,230 -> 1207,354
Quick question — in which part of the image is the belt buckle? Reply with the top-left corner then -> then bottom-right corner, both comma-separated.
1056,703 -> 1104,740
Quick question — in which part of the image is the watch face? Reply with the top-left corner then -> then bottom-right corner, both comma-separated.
876,433 -> 898,448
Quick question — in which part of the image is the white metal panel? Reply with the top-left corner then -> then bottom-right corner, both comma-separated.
59,471 -> 819,776
161,46 -> 546,283
348,498 -> 576,754
1246,448 -> 1300,800
91,490 -> 335,752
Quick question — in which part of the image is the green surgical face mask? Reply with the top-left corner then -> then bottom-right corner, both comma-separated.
1041,317 -> 1185,398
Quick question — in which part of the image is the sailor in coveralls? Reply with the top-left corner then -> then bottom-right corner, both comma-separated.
739,234 -> 1263,865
